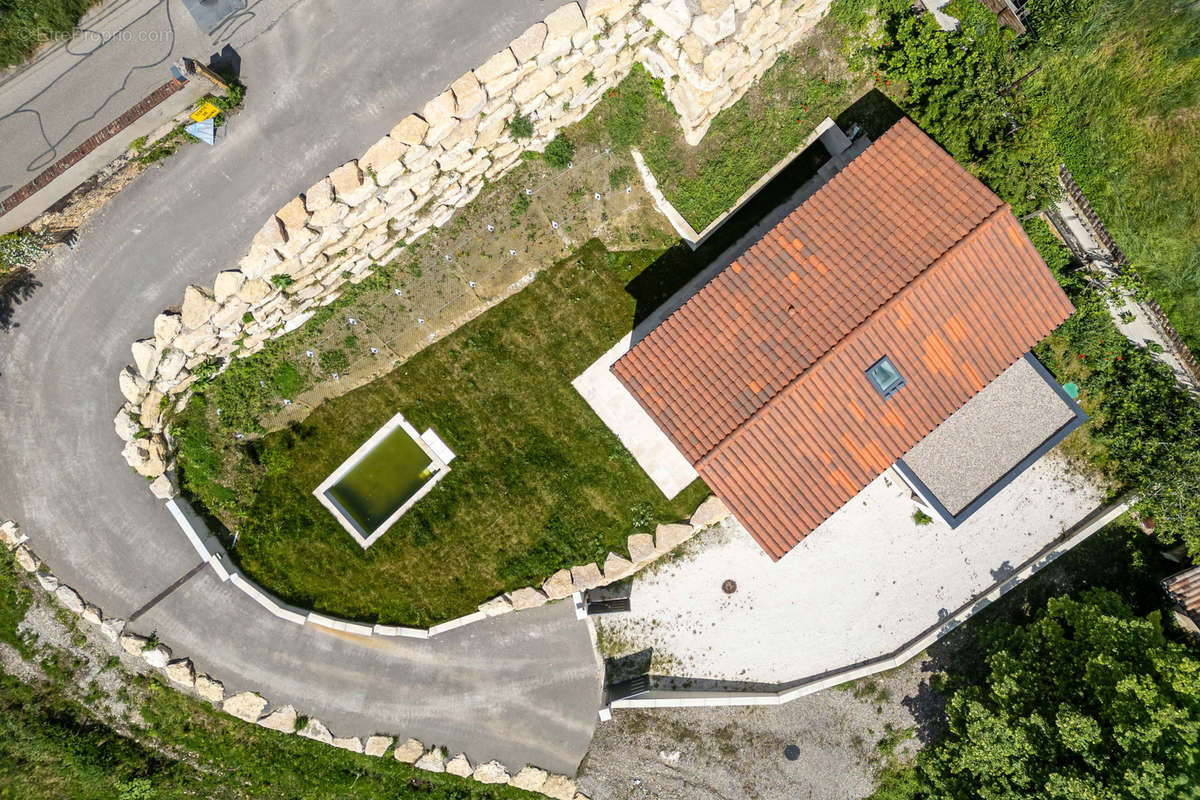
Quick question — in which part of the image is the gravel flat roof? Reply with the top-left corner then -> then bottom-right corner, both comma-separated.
900,356 -> 1078,516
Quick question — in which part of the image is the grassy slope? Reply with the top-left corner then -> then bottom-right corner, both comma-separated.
180,243 -> 708,626
1033,0 -> 1200,351
0,0 -> 97,69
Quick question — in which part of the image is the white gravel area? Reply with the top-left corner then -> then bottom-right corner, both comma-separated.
598,453 -> 1103,682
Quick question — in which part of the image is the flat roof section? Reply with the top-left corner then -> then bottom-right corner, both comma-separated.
897,354 -> 1084,520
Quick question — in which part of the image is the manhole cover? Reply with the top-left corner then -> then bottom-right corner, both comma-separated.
784,744 -> 800,761
722,579 -> 737,594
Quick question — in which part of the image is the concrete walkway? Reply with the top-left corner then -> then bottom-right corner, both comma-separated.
0,0 -> 602,774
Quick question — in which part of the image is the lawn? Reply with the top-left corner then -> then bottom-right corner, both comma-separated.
0,0 -> 96,68
176,241 -> 710,626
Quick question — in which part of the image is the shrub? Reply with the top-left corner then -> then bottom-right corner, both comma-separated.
912,509 -> 932,526
318,349 -> 348,374
269,274 -> 293,289
506,112 -> 534,140
542,134 -> 575,169
608,164 -> 634,190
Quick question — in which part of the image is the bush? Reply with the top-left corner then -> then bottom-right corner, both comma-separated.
506,112 -> 534,140
318,349 -> 348,374
541,134 -> 575,169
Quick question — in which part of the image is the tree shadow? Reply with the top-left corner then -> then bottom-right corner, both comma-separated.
0,268 -> 41,333
834,88 -> 906,140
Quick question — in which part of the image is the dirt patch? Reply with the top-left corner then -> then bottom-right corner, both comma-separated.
578,662 -> 928,800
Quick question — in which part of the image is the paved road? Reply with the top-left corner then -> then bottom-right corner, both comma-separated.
0,0 -> 603,775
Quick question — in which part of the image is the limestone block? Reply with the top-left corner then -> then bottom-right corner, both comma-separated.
451,72 -> 487,119
304,177 -> 335,212
391,114 -> 429,146
542,775 -> 578,800
298,718 -> 333,744
112,410 -> 138,443
310,201 -> 350,228
0,520 -> 24,550
333,736 -> 363,753
603,552 -> 635,582
537,32 -> 575,64
119,366 -> 148,404
54,584 -> 85,614
393,738 -> 424,763
514,66 -> 558,106
153,311 -> 183,344
478,595 -> 514,616
275,225 -> 318,259
119,633 -> 149,655
510,587 -> 549,610
415,749 -> 445,772
542,569 -> 574,600
181,285 -> 217,329
237,278 -> 273,305
703,47 -> 732,81
149,475 -> 175,500
422,90 -> 458,145
364,736 -> 393,757
139,390 -> 164,429
680,32 -> 705,63
195,674 -> 224,703
173,323 -> 218,353
99,616 -> 125,643
257,704 -> 297,732
655,522 -> 693,552
627,533 -> 657,563
212,270 -> 245,304
642,0 -> 691,39
445,753 -> 473,777
81,603 -> 102,625
36,571 -> 58,592
130,338 -> 160,380
570,563 -> 603,591
276,196 -> 310,232
692,3 -> 736,44
238,247 -> 283,280
472,761 -> 511,784
690,495 -> 730,529
475,48 -> 518,83
142,643 -> 171,669
156,348 -> 186,382
361,135 -> 409,176
251,215 -> 287,251
224,692 -> 269,723
329,161 -> 375,206
546,2 -> 586,37
584,0 -> 636,23
509,766 -> 549,792
510,21 -> 548,63
164,658 -> 195,687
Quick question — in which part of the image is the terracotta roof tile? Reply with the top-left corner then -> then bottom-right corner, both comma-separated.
613,119 -> 1074,560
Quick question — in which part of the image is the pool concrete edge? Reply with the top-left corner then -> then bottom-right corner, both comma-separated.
312,412 -> 454,549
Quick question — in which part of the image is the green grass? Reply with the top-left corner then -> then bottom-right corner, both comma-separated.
1029,0 -> 1200,352
0,0 -> 97,68
176,241 -> 709,626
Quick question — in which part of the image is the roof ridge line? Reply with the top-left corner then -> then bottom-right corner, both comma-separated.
694,201 -> 1011,469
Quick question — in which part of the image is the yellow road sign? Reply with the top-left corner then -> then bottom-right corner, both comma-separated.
190,101 -> 221,123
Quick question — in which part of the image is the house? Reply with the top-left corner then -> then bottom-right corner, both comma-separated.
611,118 -> 1084,560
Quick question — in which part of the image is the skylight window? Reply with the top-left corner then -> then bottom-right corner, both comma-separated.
866,356 -> 905,399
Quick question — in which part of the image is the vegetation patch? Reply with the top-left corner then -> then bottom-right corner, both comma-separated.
175,241 -> 708,626
0,0 -> 97,68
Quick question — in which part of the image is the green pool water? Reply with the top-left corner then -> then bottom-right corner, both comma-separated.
326,427 -> 434,533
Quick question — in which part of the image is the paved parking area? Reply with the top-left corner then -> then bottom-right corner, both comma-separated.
596,453 -> 1104,682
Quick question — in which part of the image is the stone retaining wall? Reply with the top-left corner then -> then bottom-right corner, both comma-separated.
116,0 -> 833,480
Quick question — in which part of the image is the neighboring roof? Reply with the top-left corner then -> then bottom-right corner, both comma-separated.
1164,566 -> 1200,626
612,118 -> 1075,560
897,354 -> 1082,518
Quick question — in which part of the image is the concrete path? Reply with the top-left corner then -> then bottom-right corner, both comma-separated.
0,0 -> 602,774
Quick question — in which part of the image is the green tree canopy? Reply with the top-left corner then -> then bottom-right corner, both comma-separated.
923,589 -> 1200,800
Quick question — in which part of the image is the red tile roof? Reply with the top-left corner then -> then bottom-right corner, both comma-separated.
612,118 -> 1074,560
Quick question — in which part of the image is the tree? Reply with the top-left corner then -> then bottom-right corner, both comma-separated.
922,590 -> 1200,800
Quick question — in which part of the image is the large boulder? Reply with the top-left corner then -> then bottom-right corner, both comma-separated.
690,496 -> 730,529
118,367 -> 147,405
626,533 -> 657,564
414,749 -> 446,772
478,595 -> 513,617
257,704 -> 297,732
195,674 -> 224,703
391,114 -> 429,146
475,49 -> 518,84
298,718 -> 333,744
114,408 -> 139,442
181,285 -> 217,329
510,587 -> 549,610
445,753 -> 473,777
213,270 -> 246,303
119,633 -> 149,655
655,522 -> 693,552
363,736 -> 393,757
329,161 -> 375,206
54,584 -> 85,614
603,552 -> 635,582
153,311 -> 183,344
542,568 -> 575,599
164,658 -> 195,687
142,643 -> 171,669
541,774 -> 578,800
0,520 -> 25,550
472,761 -> 511,784
450,73 -> 486,119
545,2 -> 587,38
392,738 -> 424,764
332,736 -> 363,753
510,22 -> 548,64
13,545 -> 38,573
509,766 -> 549,792
570,563 -> 603,591
223,691 -> 269,723
130,338 -> 160,380
156,348 -> 187,382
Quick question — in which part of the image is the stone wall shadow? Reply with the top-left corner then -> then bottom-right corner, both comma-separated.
0,268 -> 41,334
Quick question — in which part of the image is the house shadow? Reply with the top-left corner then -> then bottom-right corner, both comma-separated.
0,268 -> 42,334
622,90 -> 906,339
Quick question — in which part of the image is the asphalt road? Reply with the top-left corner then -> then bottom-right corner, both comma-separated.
0,0 -> 603,775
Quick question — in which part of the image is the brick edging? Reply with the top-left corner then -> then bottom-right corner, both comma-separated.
0,78 -> 187,217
